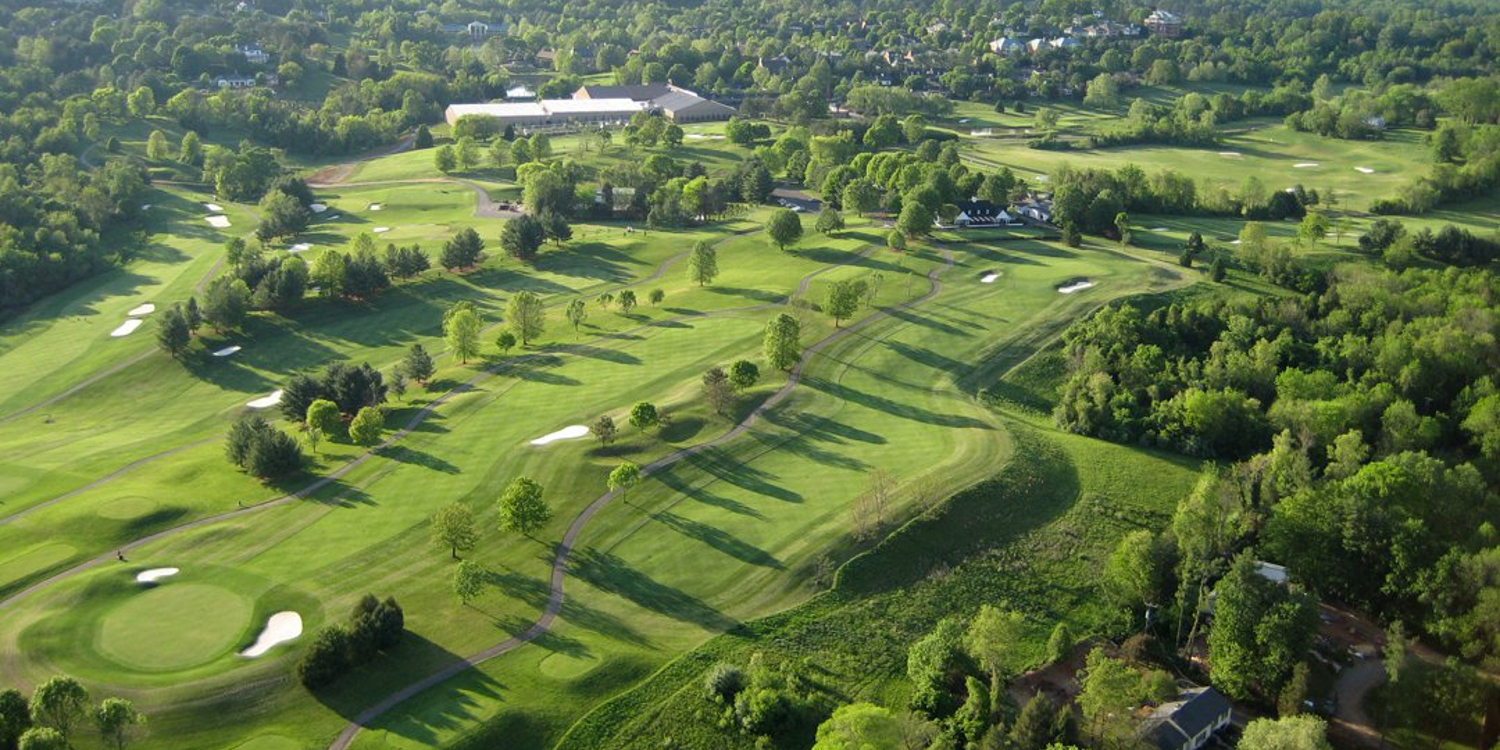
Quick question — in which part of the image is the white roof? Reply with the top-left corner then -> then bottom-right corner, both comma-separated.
542,98 -> 643,115
448,102 -> 548,118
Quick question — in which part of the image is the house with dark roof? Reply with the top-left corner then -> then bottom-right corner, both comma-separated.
1141,687 -> 1232,750
953,200 -> 1015,227
650,90 -> 737,122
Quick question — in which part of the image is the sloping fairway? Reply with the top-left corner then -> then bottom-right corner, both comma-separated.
0,138 -> 1189,750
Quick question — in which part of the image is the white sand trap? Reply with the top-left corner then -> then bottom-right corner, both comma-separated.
1035,175 -> 1050,182
204,203 -> 224,212
140,204 -> 152,210
368,203 -> 383,211
127,303 -> 156,316
1151,227 -> 1169,231
1231,239 -> 1243,245
111,319 -> 143,337
213,345 -> 241,357
1058,281 -> 1095,294
1294,162 -> 1320,168
531,425 -> 590,446
240,612 -> 302,658
289,243 -> 312,253
135,567 -> 178,584
206,215 -> 231,228
246,389 -> 283,409
1218,151 -> 1242,157
980,273 -> 1000,283
309,203 -> 327,213
325,214 -> 341,220
1355,166 -> 1375,174
373,227 -> 391,233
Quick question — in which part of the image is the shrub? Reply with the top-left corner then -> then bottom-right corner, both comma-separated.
703,663 -> 746,703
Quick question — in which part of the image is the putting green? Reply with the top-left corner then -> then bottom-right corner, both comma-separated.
229,735 -> 301,750
97,495 -> 157,519
97,583 -> 253,672
538,651 -> 600,679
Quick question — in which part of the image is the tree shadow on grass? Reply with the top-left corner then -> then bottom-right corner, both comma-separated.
885,340 -> 968,374
309,632 -> 505,731
883,306 -> 974,338
566,547 -> 739,632
648,510 -> 783,569
679,444 -> 802,503
486,567 -> 651,647
658,415 -> 707,443
548,344 -> 641,366
377,444 -> 460,474
801,375 -> 993,430
705,286 -> 786,304
652,464 -> 766,520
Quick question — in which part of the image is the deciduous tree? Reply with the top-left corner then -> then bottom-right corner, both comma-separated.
444,305 -> 482,364
497,477 -> 551,535
430,502 -> 478,559
763,312 -> 802,370
766,208 -> 803,251
506,290 -> 546,345
687,240 -> 719,285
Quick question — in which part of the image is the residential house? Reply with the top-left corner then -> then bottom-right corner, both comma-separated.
213,74 -> 271,89
1141,688 -> 1233,750
234,44 -> 269,65
1049,36 -> 1083,50
988,37 -> 1026,55
953,200 -> 1015,227
1014,193 -> 1054,224
442,20 -> 502,38
1144,9 -> 1184,37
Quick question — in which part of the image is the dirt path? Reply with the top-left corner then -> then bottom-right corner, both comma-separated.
1333,661 -> 1385,746
324,247 -> 956,750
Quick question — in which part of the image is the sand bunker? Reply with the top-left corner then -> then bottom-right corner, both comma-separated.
140,204 -> 152,210
206,215 -> 231,228
204,203 -> 224,212
1231,239 -> 1243,245
1294,162 -> 1320,168
127,303 -> 156,316
213,346 -> 241,357
135,567 -> 179,584
240,612 -> 302,658
373,227 -> 391,233
531,425 -> 590,446
980,273 -> 1000,283
309,203 -> 327,213
368,203 -> 383,211
1355,166 -> 1375,174
1058,281 -> 1095,294
1218,151 -> 1242,157
1151,227 -> 1169,231
111,319 -> 143,337
289,243 -> 312,253
246,390 -> 283,409
326,214 -> 341,220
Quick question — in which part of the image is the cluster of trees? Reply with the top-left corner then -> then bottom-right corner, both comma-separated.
1358,218 -> 1500,267
438,476 -> 553,607
1056,264 -> 1499,671
1049,163 -> 1325,242
0,676 -> 145,750
280,362 -> 388,428
0,158 -> 149,311
1373,114 -> 1499,215
307,234 -> 394,300
702,360 -> 759,418
296,595 -> 405,689
225,413 -> 304,480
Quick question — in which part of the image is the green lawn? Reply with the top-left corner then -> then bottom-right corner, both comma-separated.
1,114 -> 1452,750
